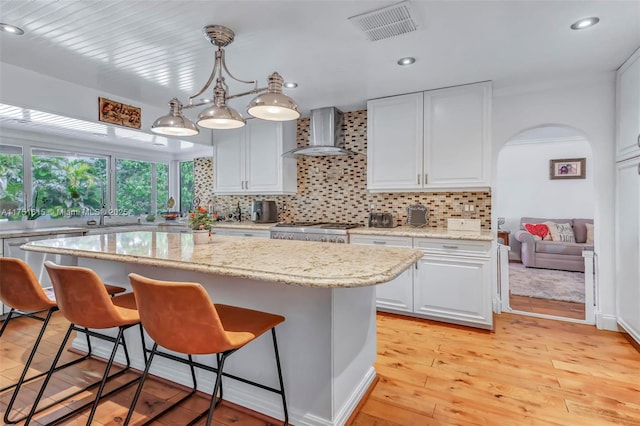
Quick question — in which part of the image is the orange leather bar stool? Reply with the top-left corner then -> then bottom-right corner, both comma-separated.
22,261 -> 146,426
125,273 -> 288,426
0,257 -> 126,425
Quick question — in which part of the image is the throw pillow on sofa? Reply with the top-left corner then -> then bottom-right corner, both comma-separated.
585,222 -> 594,244
545,222 -> 576,243
523,223 -> 551,240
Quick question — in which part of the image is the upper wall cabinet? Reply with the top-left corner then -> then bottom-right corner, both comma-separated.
367,81 -> 492,192
213,120 -> 297,195
617,47 -> 640,162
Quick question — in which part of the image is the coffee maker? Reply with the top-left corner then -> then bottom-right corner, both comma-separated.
251,200 -> 278,223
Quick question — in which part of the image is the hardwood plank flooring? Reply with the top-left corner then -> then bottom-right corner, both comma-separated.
2,310 -> 640,425
509,294 -> 585,320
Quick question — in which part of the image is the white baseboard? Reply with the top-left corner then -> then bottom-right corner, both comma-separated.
72,339 -> 376,426
595,312 -> 619,331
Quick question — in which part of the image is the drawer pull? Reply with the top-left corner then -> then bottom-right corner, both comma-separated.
637,133 -> 640,148
417,174 -> 420,185
442,244 -> 459,249
373,241 -> 387,245
243,233 -> 253,237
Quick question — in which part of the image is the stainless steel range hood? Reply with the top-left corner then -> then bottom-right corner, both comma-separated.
283,107 -> 358,157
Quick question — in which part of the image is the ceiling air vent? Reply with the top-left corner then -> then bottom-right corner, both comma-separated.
348,0 -> 418,42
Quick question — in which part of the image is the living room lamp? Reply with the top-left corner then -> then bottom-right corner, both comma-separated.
151,25 -> 300,136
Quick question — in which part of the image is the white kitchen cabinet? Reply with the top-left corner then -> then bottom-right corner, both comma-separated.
367,92 -> 424,191
615,157 -> 640,343
423,82 -> 491,188
616,47 -> 640,162
367,82 -> 491,192
350,235 -> 414,312
413,238 -> 493,329
213,120 -> 297,195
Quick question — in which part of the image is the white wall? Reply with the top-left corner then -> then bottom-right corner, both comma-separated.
492,74 -> 617,330
496,137 -> 594,238
0,62 -> 213,147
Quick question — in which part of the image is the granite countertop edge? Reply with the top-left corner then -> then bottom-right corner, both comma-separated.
21,239 -> 424,288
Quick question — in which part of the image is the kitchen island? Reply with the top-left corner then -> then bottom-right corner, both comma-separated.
22,231 -> 423,426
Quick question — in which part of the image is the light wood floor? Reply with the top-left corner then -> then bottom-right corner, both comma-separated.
509,294 -> 585,319
2,311 -> 640,425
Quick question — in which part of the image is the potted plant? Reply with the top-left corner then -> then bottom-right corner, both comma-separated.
188,206 -> 219,244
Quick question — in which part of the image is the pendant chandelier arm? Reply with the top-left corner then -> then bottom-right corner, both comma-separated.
187,50 -> 222,106
219,49 -> 258,88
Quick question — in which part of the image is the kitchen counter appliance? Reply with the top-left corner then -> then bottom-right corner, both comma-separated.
251,200 -> 278,223
368,212 -> 396,228
270,222 -> 361,243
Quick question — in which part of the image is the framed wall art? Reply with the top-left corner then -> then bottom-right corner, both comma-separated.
549,158 -> 586,180
98,97 -> 141,129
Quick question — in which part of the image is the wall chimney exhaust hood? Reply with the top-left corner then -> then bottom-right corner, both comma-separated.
283,107 -> 358,157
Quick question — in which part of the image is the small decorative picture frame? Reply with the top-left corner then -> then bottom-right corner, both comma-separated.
99,97 -> 141,129
549,158 -> 586,180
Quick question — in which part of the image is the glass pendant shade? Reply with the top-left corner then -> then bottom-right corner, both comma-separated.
151,98 -> 199,136
197,104 -> 246,129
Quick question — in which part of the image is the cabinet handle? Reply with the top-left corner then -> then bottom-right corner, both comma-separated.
245,180 -> 249,189
373,241 -> 387,245
415,261 -> 418,270
637,163 -> 640,175
442,244 -> 459,249
417,174 -> 420,185
637,133 -> 640,148
243,233 -> 253,237
424,173 -> 428,184
8,240 -> 28,247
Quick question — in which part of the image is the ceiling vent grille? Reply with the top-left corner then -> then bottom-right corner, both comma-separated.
348,1 -> 418,42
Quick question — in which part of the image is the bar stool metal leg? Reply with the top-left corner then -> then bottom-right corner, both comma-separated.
272,328 -> 289,425
22,323 -> 142,425
2,310 -> 94,425
124,343 -> 199,426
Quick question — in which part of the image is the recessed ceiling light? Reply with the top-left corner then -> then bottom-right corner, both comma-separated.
570,17 -> 599,30
0,23 -> 24,35
284,82 -> 298,89
397,57 -> 416,66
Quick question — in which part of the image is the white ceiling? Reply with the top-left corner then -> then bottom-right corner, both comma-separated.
0,0 -> 639,148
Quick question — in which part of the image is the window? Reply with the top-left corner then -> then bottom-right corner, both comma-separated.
156,163 -> 169,211
0,144 -> 24,221
31,149 -> 107,219
180,160 -> 194,213
116,159 -> 168,216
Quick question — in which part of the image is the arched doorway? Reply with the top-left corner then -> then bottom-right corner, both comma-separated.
495,125 -> 596,323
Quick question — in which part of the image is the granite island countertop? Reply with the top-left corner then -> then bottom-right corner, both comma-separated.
22,231 -> 423,288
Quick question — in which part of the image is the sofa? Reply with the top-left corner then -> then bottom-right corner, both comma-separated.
513,217 -> 594,272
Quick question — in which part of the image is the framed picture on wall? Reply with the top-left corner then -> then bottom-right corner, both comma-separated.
549,158 -> 586,180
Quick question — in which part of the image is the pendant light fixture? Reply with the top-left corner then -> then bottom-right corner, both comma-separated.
151,25 -> 300,136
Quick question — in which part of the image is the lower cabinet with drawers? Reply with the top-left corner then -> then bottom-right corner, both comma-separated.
351,234 -> 493,329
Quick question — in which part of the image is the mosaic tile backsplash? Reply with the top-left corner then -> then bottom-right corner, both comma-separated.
194,109 -> 491,229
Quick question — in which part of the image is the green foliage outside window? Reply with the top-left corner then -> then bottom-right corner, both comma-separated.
156,163 -> 169,212
116,159 -> 152,216
0,145 -> 24,220
180,161 -> 194,213
31,152 -> 107,219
